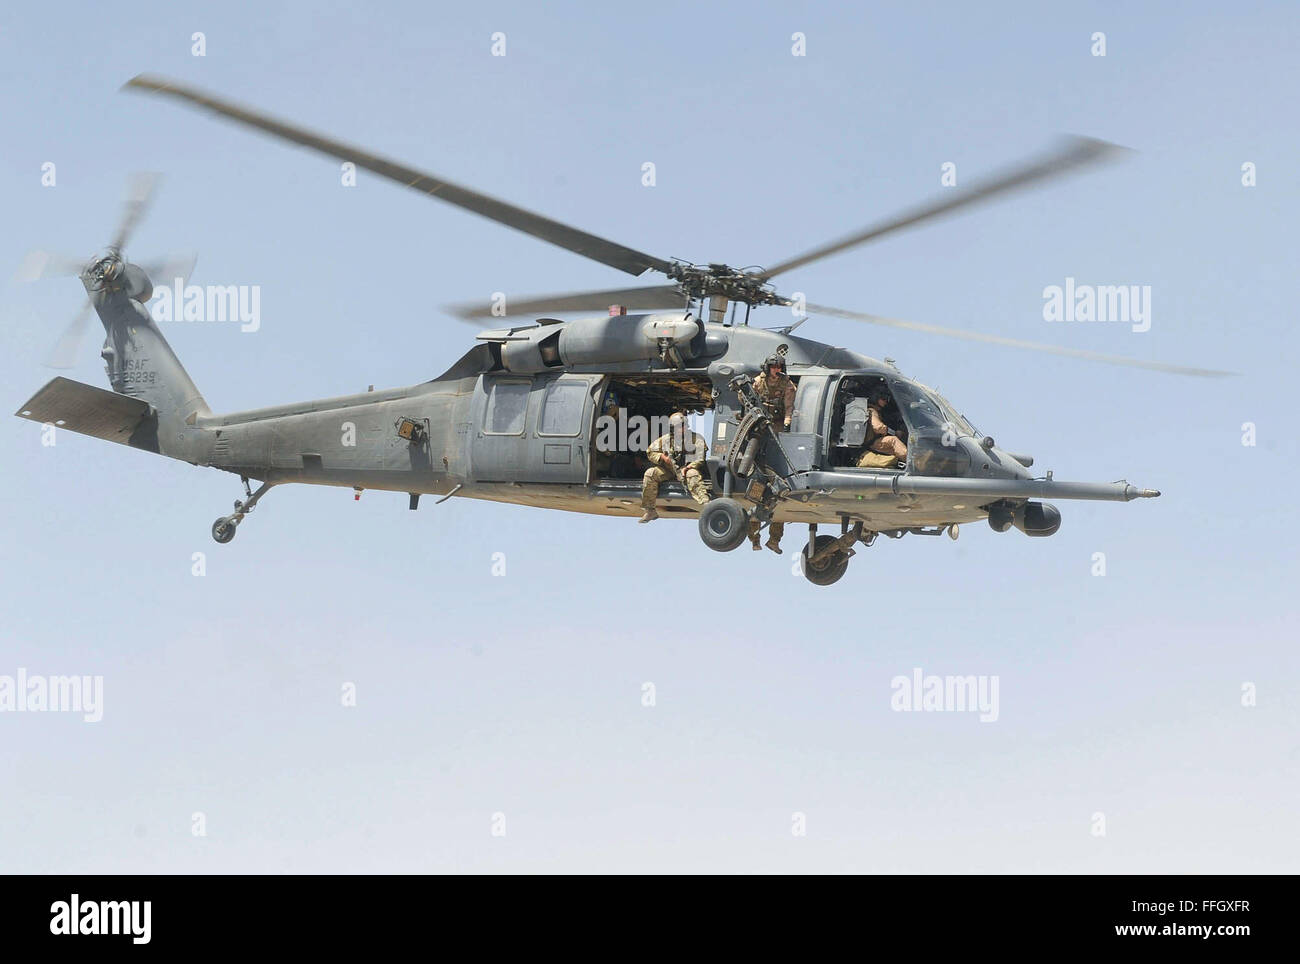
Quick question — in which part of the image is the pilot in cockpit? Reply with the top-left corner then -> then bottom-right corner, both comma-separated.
856,387 -> 908,468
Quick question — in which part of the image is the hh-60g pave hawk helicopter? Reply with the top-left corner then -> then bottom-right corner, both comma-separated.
15,75 -> 1228,586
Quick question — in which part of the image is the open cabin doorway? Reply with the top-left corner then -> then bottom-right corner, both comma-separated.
592,373 -> 715,482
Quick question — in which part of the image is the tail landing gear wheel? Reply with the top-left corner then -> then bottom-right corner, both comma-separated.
802,534 -> 850,586
210,479 -> 273,544
698,498 -> 748,552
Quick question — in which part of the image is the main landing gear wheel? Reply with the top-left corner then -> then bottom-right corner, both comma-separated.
211,517 -> 237,544
802,534 -> 850,586
697,498 -> 748,552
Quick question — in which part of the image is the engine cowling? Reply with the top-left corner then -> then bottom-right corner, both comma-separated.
484,312 -> 719,373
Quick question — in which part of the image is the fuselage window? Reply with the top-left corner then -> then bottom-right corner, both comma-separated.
539,381 -> 586,436
485,380 -> 530,435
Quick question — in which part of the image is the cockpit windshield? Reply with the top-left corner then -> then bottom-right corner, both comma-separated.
891,379 -> 978,438
888,380 -> 945,432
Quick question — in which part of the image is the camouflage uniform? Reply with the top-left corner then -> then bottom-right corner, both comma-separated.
748,514 -> 784,551
753,370 -> 797,430
641,429 -> 710,508
748,368 -> 795,551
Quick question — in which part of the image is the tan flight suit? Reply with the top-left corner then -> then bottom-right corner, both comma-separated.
642,429 -> 710,508
753,370 -> 797,430
749,370 -> 795,549
855,450 -> 898,469
857,402 -> 907,464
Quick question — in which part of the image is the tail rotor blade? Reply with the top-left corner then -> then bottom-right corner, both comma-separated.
139,251 -> 198,287
110,171 -> 162,253
14,250 -> 87,283
43,299 -> 94,370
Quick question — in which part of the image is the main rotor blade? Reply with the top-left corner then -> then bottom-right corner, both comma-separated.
111,171 -> 162,253
44,299 -> 93,370
805,302 -> 1235,377
125,74 -> 673,278
760,137 -> 1130,280
447,284 -> 686,321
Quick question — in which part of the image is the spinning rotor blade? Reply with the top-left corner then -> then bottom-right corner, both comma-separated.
804,302 -> 1234,377
22,175 -> 188,369
125,74 -> 673,278
760,137 -> 1129,280
139,252 -> 198,287
44,299 -> 93,370
111,171 -> 162,253
14,250 -> 87,283
447,284 -> 686,321
19,175 -> 168,284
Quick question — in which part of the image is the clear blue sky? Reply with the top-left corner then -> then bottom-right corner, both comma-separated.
1,0 -> 1296,872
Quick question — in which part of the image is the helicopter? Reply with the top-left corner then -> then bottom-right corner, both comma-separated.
14,74 -> 1227,587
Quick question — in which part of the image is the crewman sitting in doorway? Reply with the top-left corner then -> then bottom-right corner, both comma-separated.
639,412 -> 710,523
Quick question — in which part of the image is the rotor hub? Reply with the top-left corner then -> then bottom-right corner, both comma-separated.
664,260 -> 786,308
87,252 -> 125,287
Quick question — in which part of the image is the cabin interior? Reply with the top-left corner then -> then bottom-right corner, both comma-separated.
591,371 -> 909,480
595,374 -> 715,480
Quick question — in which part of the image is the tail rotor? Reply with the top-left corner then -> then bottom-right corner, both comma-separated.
15,172 -> 196,369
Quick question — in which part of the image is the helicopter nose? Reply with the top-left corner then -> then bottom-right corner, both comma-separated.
978,440 -> 1034,480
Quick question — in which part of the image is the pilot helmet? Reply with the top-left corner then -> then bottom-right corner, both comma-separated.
764,354 -> 785,373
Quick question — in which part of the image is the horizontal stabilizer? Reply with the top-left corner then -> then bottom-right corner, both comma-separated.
15,377 -> 158,451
